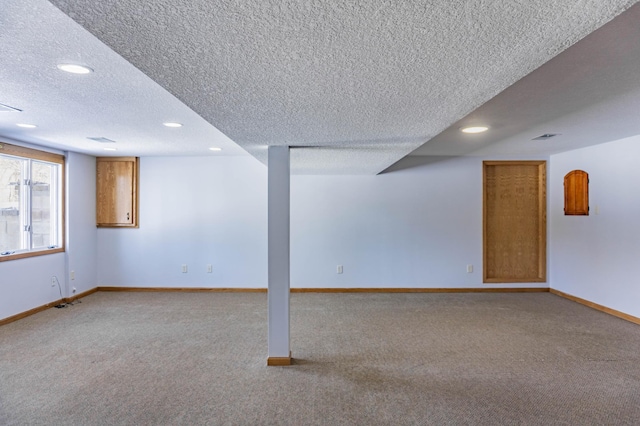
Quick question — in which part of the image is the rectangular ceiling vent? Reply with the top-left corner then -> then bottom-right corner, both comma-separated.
0,102 -> 22,112
532,133 -> 560,140
87,137 -> 116,143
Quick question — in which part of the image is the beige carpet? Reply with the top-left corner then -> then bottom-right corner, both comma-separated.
1,291 -> 639,425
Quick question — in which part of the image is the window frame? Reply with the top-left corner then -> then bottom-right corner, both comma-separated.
0,142 -> 65,262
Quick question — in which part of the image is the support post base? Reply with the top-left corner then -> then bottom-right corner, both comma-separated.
267,352 -> 293,366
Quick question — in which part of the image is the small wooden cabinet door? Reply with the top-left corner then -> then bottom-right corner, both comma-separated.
96,157 -> 138,227
564,170 -> 589,215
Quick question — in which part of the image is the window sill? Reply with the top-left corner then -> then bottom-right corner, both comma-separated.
0,247 -> 65,262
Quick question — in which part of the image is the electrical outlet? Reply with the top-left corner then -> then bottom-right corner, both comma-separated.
70,270 -> 75,280
51,276 -> 56,287
207,264 -> 213,273
467,264 -> 473,273
337,265 -> 343,274
181,264 -> 188,273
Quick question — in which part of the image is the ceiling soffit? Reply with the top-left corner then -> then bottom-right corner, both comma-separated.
48,0 -> 638,174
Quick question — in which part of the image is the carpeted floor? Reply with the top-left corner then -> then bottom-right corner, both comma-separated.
1,291 -> 639,425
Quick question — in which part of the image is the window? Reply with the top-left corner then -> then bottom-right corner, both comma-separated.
0,142 -> 64,261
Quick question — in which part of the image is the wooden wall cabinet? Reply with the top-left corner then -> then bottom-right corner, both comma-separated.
564,170 -> 589,215
96,157 -> 139,227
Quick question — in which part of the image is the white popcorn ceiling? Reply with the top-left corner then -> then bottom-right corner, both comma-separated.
45,0 -> 636,174
0,0 -> 247,157
409,1 -> 640,161
2,1 -> 639,173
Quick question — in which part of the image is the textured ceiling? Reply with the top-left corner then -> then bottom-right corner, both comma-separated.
0,0 -> 246,157
1,1 -> 639,173
45,0 -> 638,173
409,1 -> 640,160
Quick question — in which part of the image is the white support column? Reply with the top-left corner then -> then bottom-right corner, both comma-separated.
267,146 -> 291,366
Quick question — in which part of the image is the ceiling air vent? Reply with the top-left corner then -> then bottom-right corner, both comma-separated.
87,137 -> 116,143
0,102 -> 22,112
532,133 -> 560,141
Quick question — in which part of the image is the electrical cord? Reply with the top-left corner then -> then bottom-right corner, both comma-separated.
52,276 -> 73,308
50,276 -> 83,308
52,275 -> 66,308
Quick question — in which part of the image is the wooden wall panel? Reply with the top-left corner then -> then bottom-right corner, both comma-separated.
483,161 -> 546,283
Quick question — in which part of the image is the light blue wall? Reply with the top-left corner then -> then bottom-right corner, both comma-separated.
291,157 -> 539,288
96,156 -> 269,287
0,150 -> 97,321
0,253 -> 66,320
549,135 -> 640,318
66,152 -> 97,295
5,137 -> 639,321
96,155 -> 547,289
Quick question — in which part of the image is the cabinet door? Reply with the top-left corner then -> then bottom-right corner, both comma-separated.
564,170 -> 589,215
97,157 -> 138,227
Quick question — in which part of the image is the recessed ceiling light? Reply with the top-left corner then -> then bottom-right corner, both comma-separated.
16,123 -> 37,128
461,126 -> 489,134
57,63 -> 93,74
209,147 -> 222,151
163,122 -> 182,128
103,147 -> 117,151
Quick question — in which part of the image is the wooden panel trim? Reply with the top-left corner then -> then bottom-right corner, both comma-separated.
550,289 -> 640,326
66,287 -> 99,302
0,141 -> 64,164
482,160 -> 545,166
97,286 -> 268,293
267,352 -> 293,366
0,247 -> 65,263
291,287 -> 549,293
97,286 -> 548,294
6,287 -> 636,329
0,299 -> 63,326
0,287 -> 98,326
94,156 -> 138,162
482,278 -> 547,284
1,287 -> 549,326
538,162 -> 547,280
